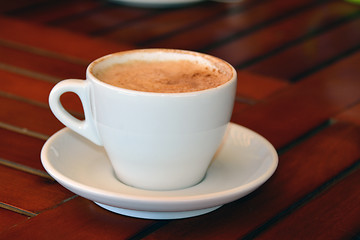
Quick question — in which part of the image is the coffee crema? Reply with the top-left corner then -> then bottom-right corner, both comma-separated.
95,59 -> 231,93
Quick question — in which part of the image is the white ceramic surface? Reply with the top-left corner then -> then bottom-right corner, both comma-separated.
41,123 -> 278,219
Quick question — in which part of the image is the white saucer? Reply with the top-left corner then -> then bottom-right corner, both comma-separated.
41,123 -> 278,219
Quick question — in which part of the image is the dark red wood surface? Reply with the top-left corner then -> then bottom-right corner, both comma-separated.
0,0 -> 359,239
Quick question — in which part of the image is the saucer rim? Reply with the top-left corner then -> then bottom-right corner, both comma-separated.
41,123 -> 278,211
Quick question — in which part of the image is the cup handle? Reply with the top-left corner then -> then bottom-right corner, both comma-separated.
49,79 -> 102,146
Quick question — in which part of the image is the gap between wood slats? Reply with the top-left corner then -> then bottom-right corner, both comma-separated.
236,11 -> 360,71
291,44 -> 360,82
136,0 -> 267,47
36,195 -> 78,215
2,0 -> 68,15
242,159 -> 360,239
0,88 -> 84,119
45,1 -> 117,26
0,91 -> 50,110
0,0 -> 53,14
351,232 -> 360,240
0,62 -> 60,83
0,91 -> 83,120
0,202 -> 37,218
238,120 -> 347,238
127,221 -> 171,240
0,39 -> 89,66
200,0 -> 333,52
0,158 -> 52,180
276,120 -> 333,155
0,195 -> 78,218
88,7 -> 166,37
235,96 -> 257,105
0,122 -> 49,140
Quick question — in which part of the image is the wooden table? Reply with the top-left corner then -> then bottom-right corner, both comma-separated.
1,0 -> 359,239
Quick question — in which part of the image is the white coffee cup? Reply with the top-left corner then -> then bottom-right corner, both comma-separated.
49,49 -> 237,190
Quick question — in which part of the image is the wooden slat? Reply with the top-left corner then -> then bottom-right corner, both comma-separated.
235,70 -> 288,100
231,101 -> 249,118
101,2 -> 231,45
257,167 -> 360,239
0,95 -> 64,136
0,0 -> 51,12
143,0 -> 324,50
0,69 -> 53,104
0,16 -> 132,62
0,208 -> 28,232
0,164 -> 73,213
0,44 -> 86,80
0,68 -> 84,113
209,0 -> 360,69
143,121 -> 360,239
335,103 -> 360,126
232,51 -> 360,149
53,4 -> 154,35
0,128 -> 45,170
9,0 -> 104,24
0,197 -> 155,240
246,17 -> 360,80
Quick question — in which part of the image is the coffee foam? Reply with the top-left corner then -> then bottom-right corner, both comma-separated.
90,49 -> 233,93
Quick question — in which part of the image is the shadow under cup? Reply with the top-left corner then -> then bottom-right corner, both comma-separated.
52,49 -> 237,191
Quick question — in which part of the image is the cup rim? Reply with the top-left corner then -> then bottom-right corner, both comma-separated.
86,48 -> 237,96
